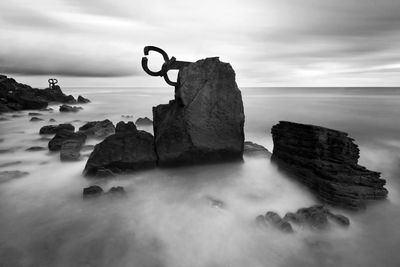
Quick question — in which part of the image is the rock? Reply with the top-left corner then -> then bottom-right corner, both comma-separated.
26,146 -> 46,152
60,139 -> 84,161
49,118 -> 56,122
48,130 -> 86,151
39,107 -> 54,112
205,196 -> 224,209
0,170 -> 29,183
0,102 -> 11,113
283,205 -> 350,230
30,117 -> 44,122
81,145 -> 95,152
39,124 -> 75,135
83,121 -> 157,177
244,141 -> 271,157
271,121 -> 388,210
78,119 -> 115,138
83,185 -> 104,198
264,211 -> 294,233
153,57 -> 245,166
107,186 -> 126,196
135,117 -> 153,126
28,112 -> 42,116
121,115 -> 133,118
77,95 -> 90,103
59,104 -> 82,112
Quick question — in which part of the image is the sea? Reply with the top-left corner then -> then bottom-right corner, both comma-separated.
0,87 -> 399,267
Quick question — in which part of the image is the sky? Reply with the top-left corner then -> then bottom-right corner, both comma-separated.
1,0 -> 400,87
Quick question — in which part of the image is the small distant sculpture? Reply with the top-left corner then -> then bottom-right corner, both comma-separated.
141,46 -> 192,86
48,78 -> 58,89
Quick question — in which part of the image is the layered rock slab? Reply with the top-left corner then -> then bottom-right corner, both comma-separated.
271,121 -> 388,209
153,57 -> 245,166
83,122 -> 156,176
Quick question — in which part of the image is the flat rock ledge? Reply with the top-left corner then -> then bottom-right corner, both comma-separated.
271,121 -> 388,210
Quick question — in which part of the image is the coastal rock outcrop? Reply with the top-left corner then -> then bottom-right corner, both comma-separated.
59,104 -> 82,112
83,121 -> 157,176
0,75 -> 87,111
243,141 -> 271,157
271,121 -> 388,209
78,120 -> 115,138
153,57 -> 245,166
135,117 -> 153,126
77,95 -> 90,103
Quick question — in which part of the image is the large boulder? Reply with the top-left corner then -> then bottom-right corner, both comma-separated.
78,120 -> 115,138
83,121 -> 157,176
60,139 -> 84,161
152,57 -> 245,166
48,130 -> 86,151
271,121 -> 388,209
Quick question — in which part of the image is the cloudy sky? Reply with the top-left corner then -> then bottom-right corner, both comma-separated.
1,0 -> 400,87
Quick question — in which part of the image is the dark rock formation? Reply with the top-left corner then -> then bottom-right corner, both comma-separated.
135,117 -> 153,126
28,112 -> 42,116
30,117 -> 44,122
0,171 -> 29,183
59,104 -> 82,112
0,75 -> 84,111
49,118 -> 56,122
106,186 -> 126,196
244,141 -> 271,157
48,130 -> 86,151
83,121 -> 157,176
60,139 -> 85,161
153,57 -> 245,166
265,211 -> 294,233
40,124 -> 75,135
78,120 -> 115,138
77,95 -> 90,103
83,185 -> 104,198
271,121 -> 388,209
283,205 -> 350,229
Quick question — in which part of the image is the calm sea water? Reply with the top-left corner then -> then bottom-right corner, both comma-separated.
0,87 -> 399,267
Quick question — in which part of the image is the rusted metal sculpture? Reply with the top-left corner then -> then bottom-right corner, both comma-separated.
48,78 -> 58,88
141,46 -> 192,87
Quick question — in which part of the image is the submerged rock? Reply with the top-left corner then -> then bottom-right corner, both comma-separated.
243,141 -> 271,157
153,57 -> 245,166
83,121 -> 157,176
59,104 -> 82,112
0,170 -> 29,183
283,205 -> 350,229
107,186 -> 126,196
26,146 -> 46,152
77,95 -> 90,103
30,117 -> 44,122
48,130 -> 86,151
265,212 -> 294,233
83,185 -> 104,198
39,123 -> 75,135
135,117 -> 153,126
28,112 -> 42,116
60,139 -> 84,161
78,119 -> 115,138
271,121 -> 388,209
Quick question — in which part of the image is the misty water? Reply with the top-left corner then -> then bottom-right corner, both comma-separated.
0,87 -> 400,267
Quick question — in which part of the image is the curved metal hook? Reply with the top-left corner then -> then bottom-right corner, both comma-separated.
142,46 -> 170,77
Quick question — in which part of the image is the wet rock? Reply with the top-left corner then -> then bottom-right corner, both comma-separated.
30,117 -> 44,122
48,130 -> 86,151
153,57 -> 245,166
244,141 -> 272,157
264,211 -> 294,233
28,112 -> 42,116
83,121 -> 156,177
77,95 -> 90,103
39,107 -> 54,112
283,205 -> 350,230
0,170 -> 29,183
78,119 -> 115,138
60,139 -> 84,161
49,118 -> 56,122
135,117 -> 153,126
107,186 -> 126,196
81,145 -> 95,152
39,123 -> 75,135
83,185 -> 104,198
271,121 -> 388,209
59,104 -> 82,112
26,146 -> 46,152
